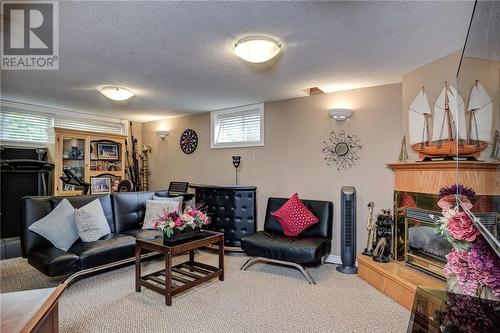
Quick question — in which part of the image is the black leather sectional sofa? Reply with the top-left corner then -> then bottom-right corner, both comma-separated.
21,191 -> 190,278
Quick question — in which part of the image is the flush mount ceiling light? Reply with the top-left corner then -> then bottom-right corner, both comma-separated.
100,86 -> 134,101
234,35 -> 281,63
329,108 -> 353,121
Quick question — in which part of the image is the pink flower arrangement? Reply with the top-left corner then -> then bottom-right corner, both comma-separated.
435,184 -> 500,298
445,238 -> 500,297
153,205 -> 210,239
446,211 -> 480,242
437,194 -> 473,212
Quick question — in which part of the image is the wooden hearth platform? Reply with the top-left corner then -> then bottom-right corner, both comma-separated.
358,256 -> 445,310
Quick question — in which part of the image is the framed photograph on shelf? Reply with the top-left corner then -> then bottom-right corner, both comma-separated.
90,177 -> 111,194
91,174 -> 122,193
97,143 -> 119,160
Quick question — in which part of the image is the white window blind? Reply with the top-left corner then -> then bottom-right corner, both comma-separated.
54,117 -> 123,134
0,110 -> 54,144
0,102 -> 126,145
211,104 -> 264,148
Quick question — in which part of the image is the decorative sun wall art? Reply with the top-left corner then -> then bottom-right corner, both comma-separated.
322,130 -> 362,170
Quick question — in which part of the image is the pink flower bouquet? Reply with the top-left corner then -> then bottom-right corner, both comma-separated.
445,238 -> 500,297
153,206 -> 210,239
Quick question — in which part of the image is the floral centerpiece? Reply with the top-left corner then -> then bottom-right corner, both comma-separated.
433,184 -> 500,298
153,205 -> 210,240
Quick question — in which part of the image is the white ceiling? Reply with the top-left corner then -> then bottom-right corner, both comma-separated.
1,1 -> 474,122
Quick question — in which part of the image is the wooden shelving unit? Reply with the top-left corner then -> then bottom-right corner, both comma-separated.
54,127 -> 126,196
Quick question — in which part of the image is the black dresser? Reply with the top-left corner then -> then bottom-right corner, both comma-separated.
190,184 -> 257,248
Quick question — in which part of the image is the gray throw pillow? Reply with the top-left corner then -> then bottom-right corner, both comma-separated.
28,199 -> 79,251
142,200 -> 182,230
74,199 -> 111,242
152,195 -> 183,203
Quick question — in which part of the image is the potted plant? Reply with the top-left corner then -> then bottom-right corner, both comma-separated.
153,206 -> 211,245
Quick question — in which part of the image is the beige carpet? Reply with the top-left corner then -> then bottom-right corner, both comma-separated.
1,253 -> 409,332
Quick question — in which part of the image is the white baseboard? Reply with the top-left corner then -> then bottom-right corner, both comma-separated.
325,255 -> 341,264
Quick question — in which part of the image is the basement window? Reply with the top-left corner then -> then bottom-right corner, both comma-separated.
0,110 -> 54,145
210,103 -> 264,149
0,102 -> 127,146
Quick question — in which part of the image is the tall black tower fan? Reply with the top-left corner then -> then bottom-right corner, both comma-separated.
337,186 -> 358,274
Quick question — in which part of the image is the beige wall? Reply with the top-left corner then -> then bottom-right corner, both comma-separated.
143,83 -> 402,256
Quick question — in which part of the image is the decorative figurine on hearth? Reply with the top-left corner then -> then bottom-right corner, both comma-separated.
362,202 -> 376,256
372,209 -> 393,263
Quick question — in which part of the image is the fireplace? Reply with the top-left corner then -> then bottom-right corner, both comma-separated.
404,208 -> 498,280
405,208 -> 450,279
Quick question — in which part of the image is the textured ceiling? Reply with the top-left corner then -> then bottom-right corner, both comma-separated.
463,0 -> 500,62
1,1 -> 474,122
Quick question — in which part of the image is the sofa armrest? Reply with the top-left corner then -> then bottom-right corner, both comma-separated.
28,246 -> 79,277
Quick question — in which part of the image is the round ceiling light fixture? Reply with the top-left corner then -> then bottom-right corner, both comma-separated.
100,86 -> 134,101
234,35 -> 281,63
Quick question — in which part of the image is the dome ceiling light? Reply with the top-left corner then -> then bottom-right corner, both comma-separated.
100,86 -> 134,101
234,35 -> 281,63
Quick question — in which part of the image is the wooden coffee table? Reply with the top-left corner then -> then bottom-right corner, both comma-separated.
135,230 -> 224,306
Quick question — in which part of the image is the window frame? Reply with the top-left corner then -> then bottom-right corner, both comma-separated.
210,103 -> 265,149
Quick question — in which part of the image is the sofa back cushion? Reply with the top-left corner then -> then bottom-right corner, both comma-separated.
28,199 -> 79,251
22,196 -> 56,257
112,192 -> 155,233
264,197 -> 333,239
50,195 -> 114,232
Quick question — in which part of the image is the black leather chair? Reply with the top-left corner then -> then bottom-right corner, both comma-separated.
240,197 -> 333,284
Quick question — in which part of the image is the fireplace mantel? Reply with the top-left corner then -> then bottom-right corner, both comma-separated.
387,161 -> 500,195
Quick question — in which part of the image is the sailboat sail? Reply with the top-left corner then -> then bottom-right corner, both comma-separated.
467,81 -> 492,142
408,88 -> 431,145
432,84 -> 466,142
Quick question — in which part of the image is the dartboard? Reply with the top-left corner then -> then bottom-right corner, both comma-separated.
180,129 -> 198,154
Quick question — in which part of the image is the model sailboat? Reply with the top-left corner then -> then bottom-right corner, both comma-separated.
410,81 -> 491,159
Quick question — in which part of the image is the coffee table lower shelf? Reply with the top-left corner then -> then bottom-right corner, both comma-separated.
138,261 -> 223,301
135,231 -> 224,306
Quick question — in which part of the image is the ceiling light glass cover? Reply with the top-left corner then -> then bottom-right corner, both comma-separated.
234,36 -> 281,63
100,86 -> 134,101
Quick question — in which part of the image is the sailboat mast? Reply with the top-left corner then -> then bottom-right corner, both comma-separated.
444,81 -> 454,141
424,114 -> 431,145
467,80 -> 479,146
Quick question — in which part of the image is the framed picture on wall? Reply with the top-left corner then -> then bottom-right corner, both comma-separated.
97,143 -> 119,160
90,177 -> 111,194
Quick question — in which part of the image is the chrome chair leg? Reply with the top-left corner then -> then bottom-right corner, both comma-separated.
240,256 -> 316,285
295,264 -> 316,285
240,257 -> 258,270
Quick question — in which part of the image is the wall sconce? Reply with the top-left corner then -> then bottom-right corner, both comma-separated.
155,130 -> 169,140
329,108 -> 353,121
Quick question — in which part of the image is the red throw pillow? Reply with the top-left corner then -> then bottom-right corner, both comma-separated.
271,193 -> 319,237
